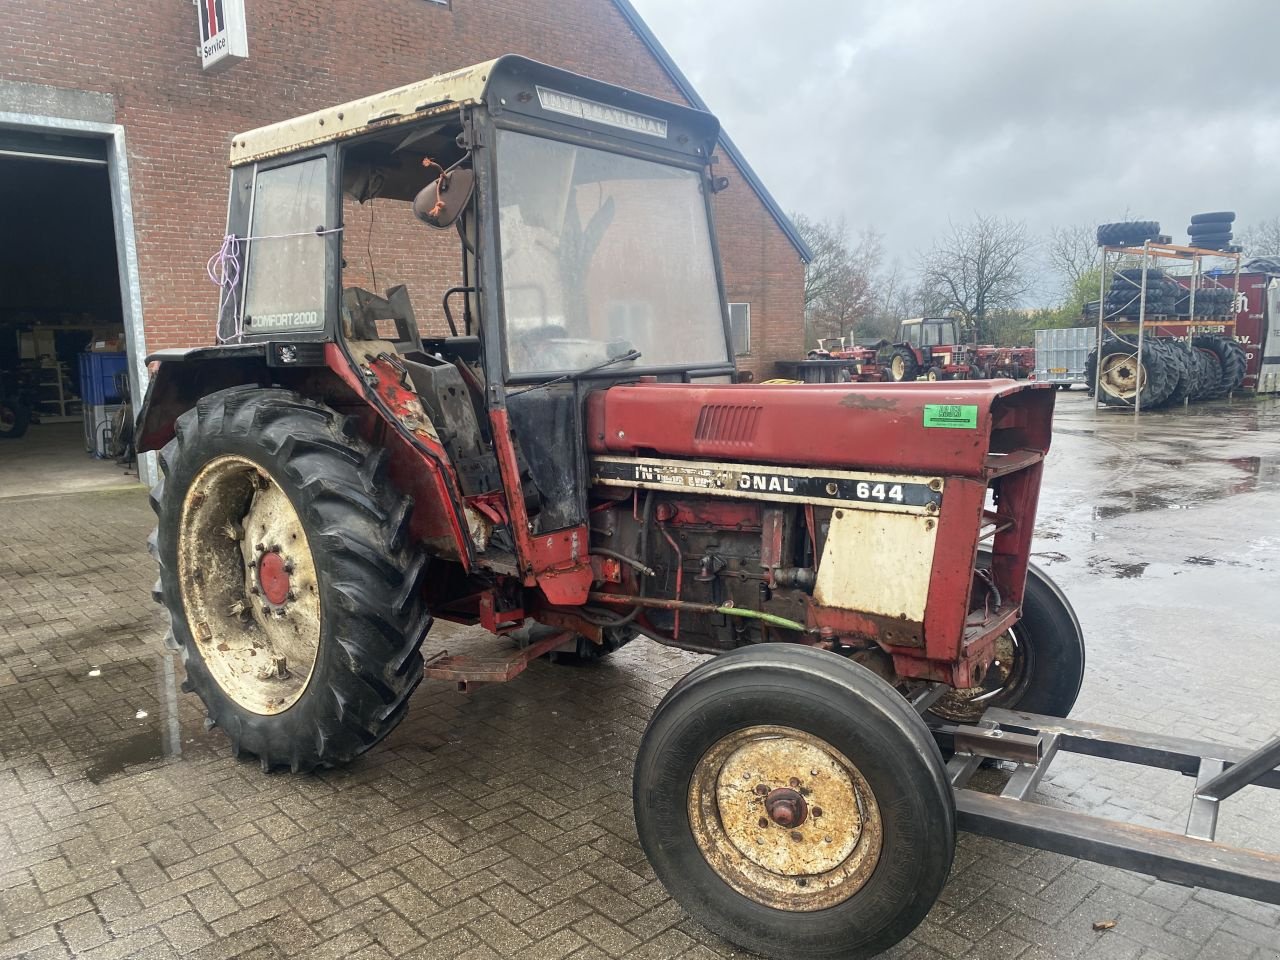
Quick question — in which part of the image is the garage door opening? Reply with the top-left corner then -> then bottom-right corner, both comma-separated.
0,133 -> 138,499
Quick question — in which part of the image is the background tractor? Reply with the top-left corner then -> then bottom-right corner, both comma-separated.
136,58 -> 1083,959
881,317 -> 1035,382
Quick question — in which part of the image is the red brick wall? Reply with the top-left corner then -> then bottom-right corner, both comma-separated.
0,0 -> 803,377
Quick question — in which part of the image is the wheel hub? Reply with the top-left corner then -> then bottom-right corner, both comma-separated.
687,725 -> 882,911
256,550 -> 292,606
764,787 -> 808,828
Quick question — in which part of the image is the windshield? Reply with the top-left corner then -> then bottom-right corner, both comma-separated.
924,322 -> 957,346
496,130 -> 730,377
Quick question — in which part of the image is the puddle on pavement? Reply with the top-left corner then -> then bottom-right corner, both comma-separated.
1087,557 -> 1149,579
85,726 -> 167,784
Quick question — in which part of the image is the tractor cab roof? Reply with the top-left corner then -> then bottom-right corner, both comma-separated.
229,55 -> 720,168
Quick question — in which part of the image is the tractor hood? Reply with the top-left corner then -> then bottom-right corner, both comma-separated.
585,380 -> 1054,480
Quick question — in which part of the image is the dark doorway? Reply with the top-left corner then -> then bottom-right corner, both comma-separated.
0,137 -> 136,496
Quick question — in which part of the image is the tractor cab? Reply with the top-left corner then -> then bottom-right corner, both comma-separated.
900,317 -> 959,348
142,56 -> 736,570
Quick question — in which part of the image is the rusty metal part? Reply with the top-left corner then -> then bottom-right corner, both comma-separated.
422,629 -> 575,690
178,455 -> 321,715
687,724 -> 882,912
586,592 -> 809,634
930,630 -> 1021,723
764,787 -> 808,828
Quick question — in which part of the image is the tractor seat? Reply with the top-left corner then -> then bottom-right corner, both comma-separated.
341,285 -> 422,353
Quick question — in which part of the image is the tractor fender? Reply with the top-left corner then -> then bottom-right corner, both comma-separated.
136,342 -> 476,569
136,344 -> 272,453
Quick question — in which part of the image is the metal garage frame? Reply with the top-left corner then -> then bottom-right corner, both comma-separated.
0,110 -> 151,485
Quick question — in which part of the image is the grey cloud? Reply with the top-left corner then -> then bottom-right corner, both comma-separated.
631,0 -> 1280,300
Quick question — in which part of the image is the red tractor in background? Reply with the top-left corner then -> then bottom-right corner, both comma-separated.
881,317 -> 1035,382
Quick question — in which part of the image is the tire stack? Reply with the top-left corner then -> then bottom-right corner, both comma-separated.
1103,267 -> 1179,318
1086,334 -> 1246,408
1186,211 -> 1237,252
1174,285 -> 1234,318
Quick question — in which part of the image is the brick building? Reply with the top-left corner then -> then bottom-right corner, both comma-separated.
0,0 -> 808,480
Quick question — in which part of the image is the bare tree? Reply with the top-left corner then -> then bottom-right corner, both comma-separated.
919,215 -> 1032,342
1237,217 -> 1280,259
793,214 -> 883,345
1046,224 -> 1099,296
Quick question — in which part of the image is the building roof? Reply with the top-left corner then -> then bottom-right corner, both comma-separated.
610,0 -> 813,263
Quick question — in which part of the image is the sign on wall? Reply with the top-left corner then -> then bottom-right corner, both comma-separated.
195,0 -> 249,72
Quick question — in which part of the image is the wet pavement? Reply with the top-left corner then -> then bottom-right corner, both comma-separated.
1,391 -> 1279,959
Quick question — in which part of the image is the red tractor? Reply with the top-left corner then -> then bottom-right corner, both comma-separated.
882,317 -> 1035,382
137,58 -> 1082,958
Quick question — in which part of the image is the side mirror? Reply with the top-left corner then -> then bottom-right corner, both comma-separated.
413,168 -> 475,229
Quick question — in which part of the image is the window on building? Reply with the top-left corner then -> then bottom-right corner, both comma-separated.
729,302 -> 751,356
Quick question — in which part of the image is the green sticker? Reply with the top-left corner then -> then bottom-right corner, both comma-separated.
923,403 -> 978,429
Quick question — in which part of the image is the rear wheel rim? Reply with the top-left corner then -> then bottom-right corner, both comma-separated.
1100,352 -> 1144,399
177,454 -> 321,714
687,724 -> 883,912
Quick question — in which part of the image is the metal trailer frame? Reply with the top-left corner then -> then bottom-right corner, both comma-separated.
1093,242 -> 1242,417
913,687 -> 1280,904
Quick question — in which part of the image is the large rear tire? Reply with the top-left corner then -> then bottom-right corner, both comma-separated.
930,559 -> 1085,724
634,645 -> 954,960
150,386 -> 431,772
887,347 -> 920,383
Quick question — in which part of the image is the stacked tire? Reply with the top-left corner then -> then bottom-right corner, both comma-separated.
1103,268 -> 1179,317
1086,334 -> 1246,408
1096,220 -> 1162,248
1187,211 -> 1235,251
1174,286 -> 1234,318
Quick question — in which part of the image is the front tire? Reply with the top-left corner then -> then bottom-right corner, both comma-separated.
635,645 -> 954,960
0,400 -> 30,439
931,559 -> 1085,724
150,386 -> 431,772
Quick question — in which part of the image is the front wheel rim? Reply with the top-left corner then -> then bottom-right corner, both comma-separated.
177,454 -> 321,714
930,628 -> 1029,723
891,356 -> 906,380
687,724 -> 883,911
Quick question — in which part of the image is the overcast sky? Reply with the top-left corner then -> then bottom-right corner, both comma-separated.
630,0 -> 1280,303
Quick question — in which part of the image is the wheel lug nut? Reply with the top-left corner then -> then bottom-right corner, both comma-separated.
789,777 -> 801,787
286,590 -> 297,601
812,807 -> 823,818
758,817 -> 769,828
254,543 -> 265,553
261,606 -> 271,616
753,784 -> 769,796
790,831 -> 803,842
283,563 -> 294,574
271,544 -> 282,553
250,586 -> 260,596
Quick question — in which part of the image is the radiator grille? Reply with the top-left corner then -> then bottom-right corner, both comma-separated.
693,404 -> 761,445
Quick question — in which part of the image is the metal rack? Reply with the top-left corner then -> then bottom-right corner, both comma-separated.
1092,242 -> 1242,417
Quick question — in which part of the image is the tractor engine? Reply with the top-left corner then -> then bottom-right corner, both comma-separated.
593,494 -> 810,653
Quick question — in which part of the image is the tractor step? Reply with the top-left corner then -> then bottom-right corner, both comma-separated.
916,692 -> 1280,905
422,628 -> 575,690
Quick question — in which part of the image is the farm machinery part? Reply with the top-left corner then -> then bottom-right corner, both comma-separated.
134,57 -> 1279,960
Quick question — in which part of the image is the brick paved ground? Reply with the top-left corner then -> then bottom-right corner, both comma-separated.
1,394 -> 1279,959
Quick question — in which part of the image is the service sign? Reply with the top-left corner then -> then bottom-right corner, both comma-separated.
195,0 -> 249,72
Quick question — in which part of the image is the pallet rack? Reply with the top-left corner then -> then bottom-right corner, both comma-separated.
1092,242 -> 1242,417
